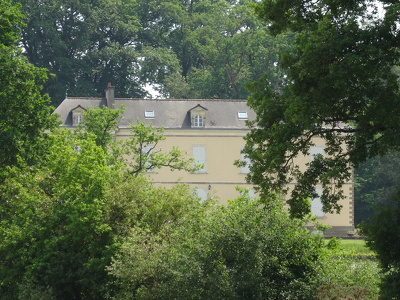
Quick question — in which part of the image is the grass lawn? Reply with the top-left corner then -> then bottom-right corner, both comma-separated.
340,239 -> 375,255
325,238 -> 375,256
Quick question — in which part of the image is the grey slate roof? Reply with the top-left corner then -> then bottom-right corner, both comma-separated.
53,97 -> 256,129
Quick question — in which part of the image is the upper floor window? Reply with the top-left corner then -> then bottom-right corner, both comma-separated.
189,104 -> 207,128
311,188 -> 324,218
310,146 -> 324,161
71,105 -> 86,126
75,115 -> 83,125
193,115 -> 203,128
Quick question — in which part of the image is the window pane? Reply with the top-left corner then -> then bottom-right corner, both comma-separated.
238,112 -> 248,119
194,115 -> 203,127
193,146 -> 206,173
311,188 -> 324,217
310,146 -> 324,161
145,111 -> 154,118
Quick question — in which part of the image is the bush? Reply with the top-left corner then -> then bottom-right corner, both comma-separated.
110,193 -> 325,299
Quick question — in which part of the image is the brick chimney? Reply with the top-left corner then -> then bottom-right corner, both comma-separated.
105,82 -> 115,108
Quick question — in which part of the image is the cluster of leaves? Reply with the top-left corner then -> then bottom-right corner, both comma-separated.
354,152 -> 400,225
241,0 -> 400,218
0,128 -> 207,299
15,0 -> 294,104
0,0 -> 59,170
360,192 -> 400,300
109,192 -> 325,300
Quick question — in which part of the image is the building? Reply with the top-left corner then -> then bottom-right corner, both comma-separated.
53,83 -> 354,236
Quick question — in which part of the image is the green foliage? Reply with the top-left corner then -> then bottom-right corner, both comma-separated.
242,0 -> 400,218
0,0 -> 59,171
315,243 -> 381,300
122,120 -> 201,174
15,0 -> 293,103
0,109 -> 204,298
77,105 -> 125,150
360,192 -> 400,300
77,106 -> 200,174
16,0 -> 145,104
354,152 -> 400,225
110,194 -> 325,299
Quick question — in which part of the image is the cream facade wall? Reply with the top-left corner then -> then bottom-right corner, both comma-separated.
116,128 -> 254,205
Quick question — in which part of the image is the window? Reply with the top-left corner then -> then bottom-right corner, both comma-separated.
193,146 -> 206,173
145,110 -> 155,118
71,105 -> 86,126
193,115 -> 203,128
238,112 -> 248,119
310,146 -> 324,161
195,188 -> 208,202
142,144 -> 153,172
240,147 -> 251,174
311,188 -> 324,218
189,104 -> 207,128
73,114 -> 83,126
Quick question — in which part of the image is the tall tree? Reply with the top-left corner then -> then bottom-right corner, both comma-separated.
0,0 -> 58,171
16,0 -> 145,105
16,0 -> 293,101
240,0 -> 400,218
137,0 -> 293,99
0,126 -> 203,299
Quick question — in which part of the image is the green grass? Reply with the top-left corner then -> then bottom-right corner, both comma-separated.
340,239 -> 375,255
325,238 -> 375,256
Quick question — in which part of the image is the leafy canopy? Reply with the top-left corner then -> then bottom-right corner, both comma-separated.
242,0 -> 400,218
0,0 -> 58,172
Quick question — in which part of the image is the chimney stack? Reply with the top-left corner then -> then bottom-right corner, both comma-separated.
105,82 -> 115,108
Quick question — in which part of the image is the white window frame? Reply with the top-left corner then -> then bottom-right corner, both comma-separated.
193,115 -> 203,128
238,112 -> 248,120
144,110 -> 155,118
193,145 -> 206,173
73,114 -> 84,126
311,188 -> 324,218
195,187 -> 208,202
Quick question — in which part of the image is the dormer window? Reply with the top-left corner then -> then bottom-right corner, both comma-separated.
145,110 -> 155,118
193,115 -> 203,128
71,105 -> 86,126
189,104 -> 207,128
238,112 -> 248,120
74,115 -> 83,125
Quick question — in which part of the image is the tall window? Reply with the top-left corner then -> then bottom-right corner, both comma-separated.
311,188 -> 324,218
240,147 -> 251,174
310,146 -> 324,161
73,114 -> 83,126
193,115 -> 203,128
195,187 -> 208,202
193,146 -> 206,173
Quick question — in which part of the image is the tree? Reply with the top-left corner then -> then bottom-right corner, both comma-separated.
121,120 -> 201,174
354,152 -> 400,226
0,126 -> 204,299
16,0 -> 293,102
360,192 -> 400,300
241,0 -> 400,218
137,0 -> 293,99
109,192 -> 324,299
16,0 -> 146,105
0,0 -> 58,172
